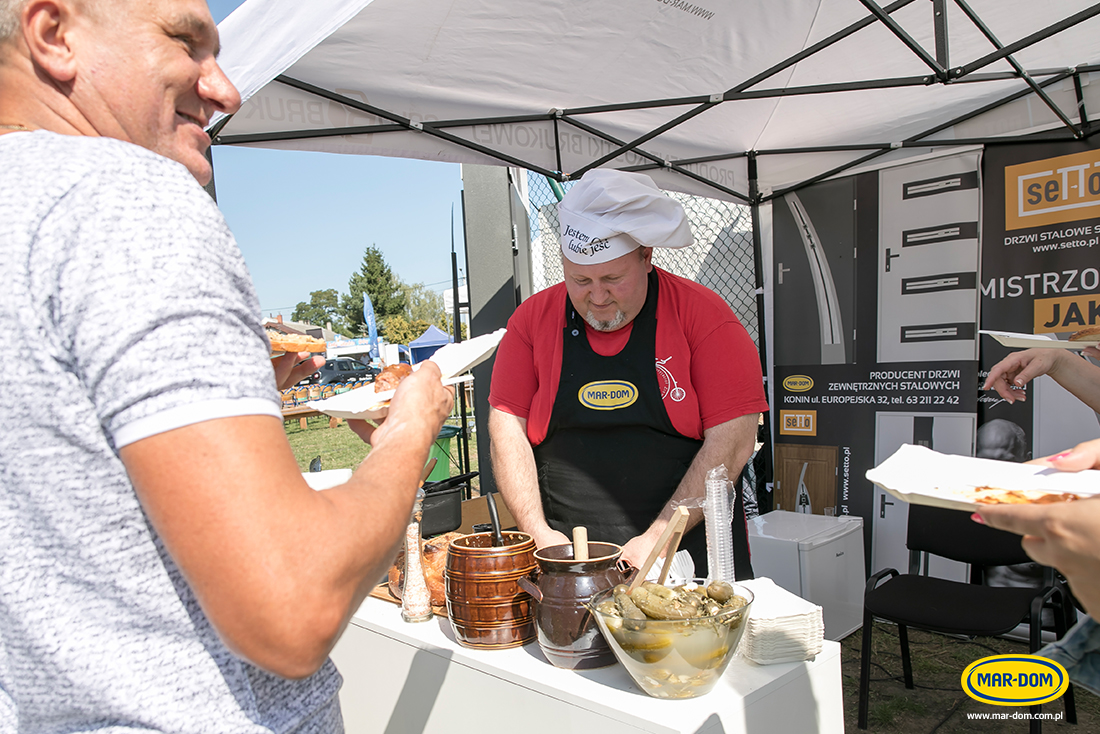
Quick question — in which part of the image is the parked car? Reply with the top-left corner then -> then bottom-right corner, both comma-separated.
308,357 -> 380,385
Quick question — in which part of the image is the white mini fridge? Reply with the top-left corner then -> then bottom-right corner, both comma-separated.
747,510 -> 866,641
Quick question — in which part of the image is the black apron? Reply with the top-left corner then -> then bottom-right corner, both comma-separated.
533,270 -> 753,580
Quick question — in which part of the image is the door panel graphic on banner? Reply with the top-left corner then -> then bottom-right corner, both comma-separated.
871,412 -> 973,581
878,159 -> 980,363
770,152 -> 980,577
980,140 -> 1100,458
773,178 -> 856,367
774,444 -> 838,515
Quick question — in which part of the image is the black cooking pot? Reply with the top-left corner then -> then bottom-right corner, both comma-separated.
420,472 -> 479,537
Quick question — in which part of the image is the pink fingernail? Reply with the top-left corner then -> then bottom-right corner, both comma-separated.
1052,452 -> 1073,461
970,513 -> 985,525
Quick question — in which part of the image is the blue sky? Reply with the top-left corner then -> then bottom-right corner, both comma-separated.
207,0 -> 465,319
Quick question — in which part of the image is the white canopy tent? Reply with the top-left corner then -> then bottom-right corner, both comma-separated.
212,0 -> 1100,203
211,0 -> 1100,505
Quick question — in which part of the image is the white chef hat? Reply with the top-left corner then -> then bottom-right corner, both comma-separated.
558,170 -> 694,265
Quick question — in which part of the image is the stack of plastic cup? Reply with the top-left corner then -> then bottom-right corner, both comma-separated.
704,464 -> 736,582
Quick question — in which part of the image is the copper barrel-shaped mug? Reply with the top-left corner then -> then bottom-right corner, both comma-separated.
445,531 -> 537,649
517,541 -> 625,669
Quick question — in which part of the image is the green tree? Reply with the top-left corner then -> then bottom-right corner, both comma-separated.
292,289 -> 349,334
401,282 -> 446,324
379,315 -> 434,346
399,282 -> 467,340
342,245 -> 407,336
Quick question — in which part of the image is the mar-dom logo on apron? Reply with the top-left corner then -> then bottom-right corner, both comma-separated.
578,381 -> 638,410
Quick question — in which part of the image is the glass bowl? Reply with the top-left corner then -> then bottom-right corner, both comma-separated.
589,578 -> 753,699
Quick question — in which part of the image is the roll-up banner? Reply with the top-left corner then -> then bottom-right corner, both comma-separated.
980,141 -> 1100,460
770,152 -> 981,576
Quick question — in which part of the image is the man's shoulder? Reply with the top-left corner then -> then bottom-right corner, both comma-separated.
656,268 -> 735,316
514,282 -> 567,319
6,131 -> 198,192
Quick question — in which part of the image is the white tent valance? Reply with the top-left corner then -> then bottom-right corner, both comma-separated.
212,0 -> 1100,203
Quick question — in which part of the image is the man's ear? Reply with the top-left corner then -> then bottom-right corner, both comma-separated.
23,0 -> 78,83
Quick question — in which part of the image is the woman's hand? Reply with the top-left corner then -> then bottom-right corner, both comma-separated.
982,349 -> 1069,404
974,437 -> 1100,618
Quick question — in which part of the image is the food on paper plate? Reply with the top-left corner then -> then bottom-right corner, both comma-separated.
959,486 -> 1081,505
267,329 -> 326,354
388,531 -> 462,607
374,363 -> 413,392
1068,325 -> 1100,341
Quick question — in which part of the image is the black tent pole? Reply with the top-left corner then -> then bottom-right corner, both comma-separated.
451,206 -> 471,489
748,152 -> 773,514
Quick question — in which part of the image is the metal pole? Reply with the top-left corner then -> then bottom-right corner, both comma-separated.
748,152 -> 773,513
451,205 -> 473,491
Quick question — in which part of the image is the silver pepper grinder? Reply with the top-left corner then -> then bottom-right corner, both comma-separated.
400,488 -> 433,623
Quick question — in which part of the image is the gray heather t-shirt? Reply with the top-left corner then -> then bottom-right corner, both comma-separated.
0,132 -> 342,733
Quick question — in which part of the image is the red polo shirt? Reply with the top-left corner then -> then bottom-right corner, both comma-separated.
489,268 -> 769,445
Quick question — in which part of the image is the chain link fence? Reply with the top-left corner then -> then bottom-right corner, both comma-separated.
523,171 -> 766,515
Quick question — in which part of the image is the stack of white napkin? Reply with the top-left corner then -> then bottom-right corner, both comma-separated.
737,577 -> 824,665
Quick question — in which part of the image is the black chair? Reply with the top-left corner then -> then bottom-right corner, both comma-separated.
858,504 -> 1077,732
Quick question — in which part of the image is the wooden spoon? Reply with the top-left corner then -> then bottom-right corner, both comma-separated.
629,506 -> 690,591
656,510 -> 689,585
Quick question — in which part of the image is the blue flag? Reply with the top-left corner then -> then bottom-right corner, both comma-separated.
363,293 -> 379,358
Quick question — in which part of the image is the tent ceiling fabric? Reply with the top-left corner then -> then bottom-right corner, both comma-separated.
213,0 -> 1100,202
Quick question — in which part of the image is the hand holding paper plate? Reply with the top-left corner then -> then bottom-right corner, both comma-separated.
306,329 -> 506,421
866,444 -> 1099,512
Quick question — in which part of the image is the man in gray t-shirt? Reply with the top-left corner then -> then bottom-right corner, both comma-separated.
0,1 -> 454,731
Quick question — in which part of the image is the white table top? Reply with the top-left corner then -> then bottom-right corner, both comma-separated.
350,596 -> 842,732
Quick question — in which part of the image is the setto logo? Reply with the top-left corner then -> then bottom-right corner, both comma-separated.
961,655 -> 1069,706
1004,149 -> 1100,230
578,381 -> 638,411
783,375 -> 814,392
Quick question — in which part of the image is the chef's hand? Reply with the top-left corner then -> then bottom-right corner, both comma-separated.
272,352 -> 325,391
982,348 -> 1069,404
620,535 -> 658,575
530,527 -> 570,550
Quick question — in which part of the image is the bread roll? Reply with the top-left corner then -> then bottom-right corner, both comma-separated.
1069,325 -> 1100,341
375,363 -> 413,392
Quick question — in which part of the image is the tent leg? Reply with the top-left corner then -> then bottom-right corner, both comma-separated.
748,152 -> 773,513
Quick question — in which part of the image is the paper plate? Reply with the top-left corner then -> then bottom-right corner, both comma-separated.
306,374 -> 473,421
980,330 -> 1100,350
306,328 -> 503,420
425,328 -> 507,378
865,444 -> 1100,511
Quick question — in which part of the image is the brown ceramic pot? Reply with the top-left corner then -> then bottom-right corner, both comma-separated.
444,531 -> 537,649
517,541 -> 625,669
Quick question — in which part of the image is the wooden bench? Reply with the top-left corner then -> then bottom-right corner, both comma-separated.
282,404 -> 342,430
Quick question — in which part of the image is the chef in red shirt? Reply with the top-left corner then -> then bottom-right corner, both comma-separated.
488,170 -> 768,578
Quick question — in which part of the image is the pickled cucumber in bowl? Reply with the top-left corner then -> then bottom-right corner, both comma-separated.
589,579 -> 753,699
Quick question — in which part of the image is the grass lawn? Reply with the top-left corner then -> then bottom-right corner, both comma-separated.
284,415 -> 480,492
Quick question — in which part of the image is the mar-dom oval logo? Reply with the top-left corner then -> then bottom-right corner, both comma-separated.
783,375 -> 814,392
961,655 -> 1069,706
578,381 -> 638,410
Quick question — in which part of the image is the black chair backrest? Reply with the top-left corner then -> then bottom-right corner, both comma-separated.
907,504 -> 1030,567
